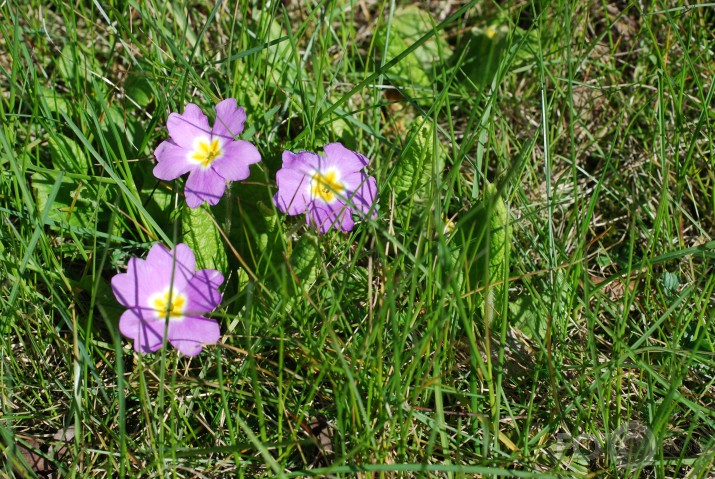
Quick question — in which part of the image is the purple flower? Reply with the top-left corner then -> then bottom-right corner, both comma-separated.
111,243 -> 223,356
153,98 -> 261,208
273,143 -> 378,233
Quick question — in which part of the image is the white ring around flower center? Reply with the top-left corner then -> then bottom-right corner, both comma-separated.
310,168 -> 345,203
188,136 -> 224,168
147,288 -> 188,320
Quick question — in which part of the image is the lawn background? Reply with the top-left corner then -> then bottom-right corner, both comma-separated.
1,0 -> 714,477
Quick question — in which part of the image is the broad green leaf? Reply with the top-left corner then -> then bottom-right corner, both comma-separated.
329,117 -> 357,151
387,5 -> 452,66
222,167 -> 287,282
138,162 -> 175,226
508,295 -> 546,341
289,231 -> 320,289
485,186 -> 509,309
38,86 -> 70,116
254,200 -> 281,264
57,42 -> 79,82
376,6 -> 452,93
57,41 -> 100,83
661,271 -> 680,298
124,74 -> 154,108
451,184 -> 510,318
391,116 -> 443,201
456,24 -> 536,90
683,321 -> 714,354
49,134 -> 91,174
104,103 -> 140,150
458,26 -> 508,90
182,204 -> 229,272
74,276 -> 125,324
92,101 -> 146,159
257,12 -> 299,87
31,171 -> 107,229
376,20 -> 428,89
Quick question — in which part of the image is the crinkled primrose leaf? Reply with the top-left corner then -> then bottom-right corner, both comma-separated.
223,167 -> 287,283
375,5 -> 452,95
124,73 -> 154,108
49,134 -> 91,173
32,171 -> 110,230
57,41 -> 100,84
38,86 -> 71,116
182,204 -> 229,272
455,24 -> 538,91
289,231 -> 320,291
451,183 -> 510,321
391,116 -> 444,202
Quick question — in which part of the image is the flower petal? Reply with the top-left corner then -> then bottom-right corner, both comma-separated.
119,309 -> 165,354
343,173 -> 378,218
308,201 -> 352,234
274,168 -> 310,215
112,257 -> 157,308
200,268 -> 224,289
211,140 -> 260,181
282,149 -> 321,173
145,243 -> 196,292
185,269 -> 224,313
167,316 -> 220,356
153,140 -> 195,180
339,206 -> 355,232
185,168 -> 226,208
323,142 -> 369,173
167,103 -> 212,149
212,98 -> 246,139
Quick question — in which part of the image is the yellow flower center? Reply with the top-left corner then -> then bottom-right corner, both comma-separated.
149,289 -> 187,320
190,138 -> 222,167
311,170 -> 344,203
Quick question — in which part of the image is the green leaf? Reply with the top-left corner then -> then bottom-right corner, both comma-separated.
458,26 -> 508,90
508,295 -> 545,341
124,74 -> 154,108
376,22 -> 428,89
57,41 -> 99,83
104,103 -> 138,150
289,231 -> 320,289
451,184 -> 510,317
221,167 -> 287,282
57,42 -> 79,82
138,163 -> 175,226
388,5 -> 452,66
376,6 -> 451,92
456,24 -> 536,90
31,171 -> 107,229
182,204 -> 229,272
391,116 -> 443,202
38,86 -> 70,116
683,320 -> 714,353
260,13 -> 298,87
49,134 -> 91,174
93,101 -> 146,158
329,117 -> 357,151
661,271 -> 680,298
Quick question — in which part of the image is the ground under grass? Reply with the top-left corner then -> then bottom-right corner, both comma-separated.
1,1 -> 714,478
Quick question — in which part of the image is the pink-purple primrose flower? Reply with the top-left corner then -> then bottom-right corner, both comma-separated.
111,243 -> 223,356
118,102 -> 378,354
153,98 -> 261,208
273,143 -> 378,233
